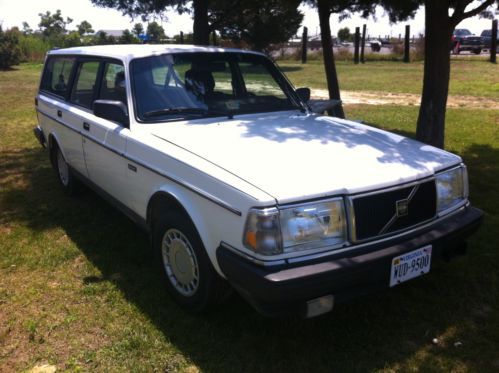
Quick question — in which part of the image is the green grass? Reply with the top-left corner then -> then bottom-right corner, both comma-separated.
1,63 -> 498,372
279,59 -> 499,98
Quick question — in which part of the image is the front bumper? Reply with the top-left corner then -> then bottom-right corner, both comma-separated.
217,206 -> 483,317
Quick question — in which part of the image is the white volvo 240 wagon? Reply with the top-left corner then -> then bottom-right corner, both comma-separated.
34,45 -> 483,317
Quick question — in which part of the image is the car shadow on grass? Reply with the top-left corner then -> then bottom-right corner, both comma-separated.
2,143 -> 497,372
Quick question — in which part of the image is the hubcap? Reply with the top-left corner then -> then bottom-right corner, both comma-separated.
161,229 -> 199,297
57,149 -> 69,186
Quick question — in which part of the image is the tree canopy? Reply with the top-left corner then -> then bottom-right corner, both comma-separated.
38,9 -> 73,38
91,0 -> 303,47
77,21 -> 94,36
211,0 -> 303,51
146,22 -> 166,42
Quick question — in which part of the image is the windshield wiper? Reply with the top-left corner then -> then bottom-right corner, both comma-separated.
144,107 -> 233,119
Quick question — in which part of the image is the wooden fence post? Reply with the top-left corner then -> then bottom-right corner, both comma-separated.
360,24 -> 366,63
180,31 -> 184,44
404,25 -> 410,63
354,27 -> 360,64
301,26 -> 308,64
491,19 -> 497,64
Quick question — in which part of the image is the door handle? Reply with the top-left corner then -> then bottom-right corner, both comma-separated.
57,110 -> 62,117
83,122 -> 90,131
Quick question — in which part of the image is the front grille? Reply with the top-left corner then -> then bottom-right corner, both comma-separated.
352,180 -> 436,241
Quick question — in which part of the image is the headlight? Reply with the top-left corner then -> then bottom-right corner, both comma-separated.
243,198 -> 347,255
280,199 -> 347,252
436,165 -> 468,214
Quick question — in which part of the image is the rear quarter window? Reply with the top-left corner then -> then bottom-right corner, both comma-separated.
40,56 -> 76,98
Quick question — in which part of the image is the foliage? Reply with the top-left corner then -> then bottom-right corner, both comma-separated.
132,23 -> 144,37
120,29 -> 140,44
91,0 -> 303,47
38,9 -> 73,38
22,22 -> 33,35
77,21 -> 94,36
337,27 -> 351,42
0,26 -> 23,69
211,0 -> 303,51
63,32 -> 83,48
146,22 -> 166,43
18,35 -> 51,63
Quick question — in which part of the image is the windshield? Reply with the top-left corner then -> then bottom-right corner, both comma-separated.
130,52 -> 301,122
454,29 -> 471,36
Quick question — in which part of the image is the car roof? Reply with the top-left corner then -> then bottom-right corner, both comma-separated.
47,44 -> 265,62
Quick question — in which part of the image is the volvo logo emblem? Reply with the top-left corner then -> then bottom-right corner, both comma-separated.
396,199 -> 409,217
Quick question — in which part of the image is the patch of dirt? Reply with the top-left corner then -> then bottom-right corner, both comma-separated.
311,89 -> 499,110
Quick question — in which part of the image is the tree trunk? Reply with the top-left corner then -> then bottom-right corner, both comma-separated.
317,0 -> 345,118
416,1 -> 453,149
193,0 -> 210,45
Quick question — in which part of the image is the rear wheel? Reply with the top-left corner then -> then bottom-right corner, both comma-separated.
153,210 -> 230,312
52,144 -> 78,195
473,49 -> 481,55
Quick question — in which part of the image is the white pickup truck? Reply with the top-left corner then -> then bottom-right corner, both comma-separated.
34,45 -> 483,317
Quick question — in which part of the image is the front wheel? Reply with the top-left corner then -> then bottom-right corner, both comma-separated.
473,49 -> 481,55
153,210 -> 230,312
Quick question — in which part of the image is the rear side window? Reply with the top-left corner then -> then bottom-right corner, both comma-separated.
40,57 -> 75,98
98,62 -> 127,106
70,61 -> 101,109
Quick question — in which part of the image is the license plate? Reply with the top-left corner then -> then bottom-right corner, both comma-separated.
389,245 -> 432,287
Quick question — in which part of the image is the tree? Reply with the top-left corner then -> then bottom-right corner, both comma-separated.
22,22 -> 33,35
337,27 -> 351,41
0,26 -> 23,69
415,0 -> 496,148
307,0 -> 419,119
212,0 -> 303,51
77,20 -> 94,36
91,0 -> 297,46
147,21 -> 166,43
132,23 -> 144,37
38,9 -> 73,38
63,31 -> 82,47
94,31 -> 111,45
120,29 -> 140,43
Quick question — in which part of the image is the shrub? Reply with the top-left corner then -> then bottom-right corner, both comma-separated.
0,26 -> 23,69
19,35 -> 51,63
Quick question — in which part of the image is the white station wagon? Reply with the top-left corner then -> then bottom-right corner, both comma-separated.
34,45 -> 483,317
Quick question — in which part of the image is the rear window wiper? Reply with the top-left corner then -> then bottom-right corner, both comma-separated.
144,107 -> 233,119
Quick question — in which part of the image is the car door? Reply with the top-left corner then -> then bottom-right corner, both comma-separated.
37,56 -> 87,176
68,58 -> 130,205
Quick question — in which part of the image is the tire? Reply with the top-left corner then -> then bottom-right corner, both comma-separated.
473,49 -> 481,55
52,144 -> 78,195
153,210 -> 230,312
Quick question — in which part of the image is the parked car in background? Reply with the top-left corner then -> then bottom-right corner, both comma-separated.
34,45 -> 483,318
455,33 -> 483,54
370,40 -> 382,52
481,29 -> 499,52
451,28 -> 472,52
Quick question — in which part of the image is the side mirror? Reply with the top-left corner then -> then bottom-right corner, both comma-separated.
93,100 -> 129,128
296,87 -> 311,103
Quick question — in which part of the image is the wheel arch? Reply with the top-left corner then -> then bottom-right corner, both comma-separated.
47,132 -> 67,167
145,188 -> 224,276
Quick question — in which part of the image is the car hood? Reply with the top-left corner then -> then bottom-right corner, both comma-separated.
149,111 -> 461,204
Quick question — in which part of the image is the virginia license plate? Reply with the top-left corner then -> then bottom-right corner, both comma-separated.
389,245 -> 432,287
